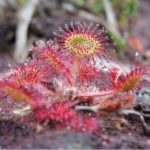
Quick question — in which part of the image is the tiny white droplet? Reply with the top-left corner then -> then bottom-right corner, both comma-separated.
135,52 -> 139,57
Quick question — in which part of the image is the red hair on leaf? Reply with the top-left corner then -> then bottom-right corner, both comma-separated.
111,60 -> 150,93
0,81 -> 44,104
33,101 -> 98,132
30,40 -> 74,85
77,62 -> 100,84
8,61 -> 47,86
54,22 -> 113,62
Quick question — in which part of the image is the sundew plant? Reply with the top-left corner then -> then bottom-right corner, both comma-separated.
0,22 -> 149,132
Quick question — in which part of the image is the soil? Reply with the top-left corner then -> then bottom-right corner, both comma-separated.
0,112 -> 150,149
0,0 -> 150,149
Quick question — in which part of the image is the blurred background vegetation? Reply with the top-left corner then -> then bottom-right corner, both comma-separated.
0,0 -> 149,63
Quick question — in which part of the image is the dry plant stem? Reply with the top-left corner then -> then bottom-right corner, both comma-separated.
79,10 -> 107,26
103,0 -> 121,37
121,109 -> 150,133
75,105 -> 99,113
13,105 -> 31,117
14,0 -> 39,62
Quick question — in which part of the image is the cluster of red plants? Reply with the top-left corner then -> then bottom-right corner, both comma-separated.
0,22 -> 149,132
